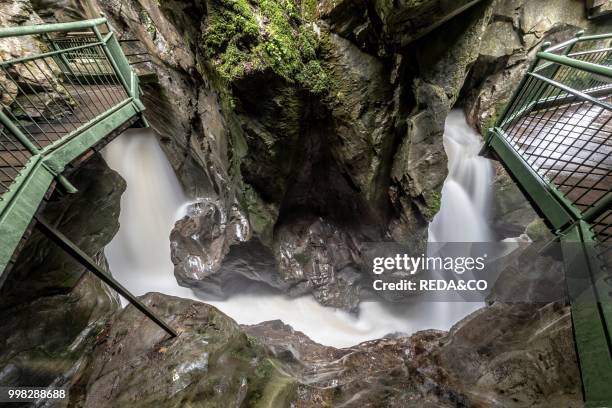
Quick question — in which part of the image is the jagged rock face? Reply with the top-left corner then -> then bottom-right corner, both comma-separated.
374,0 -> 491,49
0,155 -> 122,392
274,216 -> 363,310
37,0 -> 588,307
66,293 -> 581,407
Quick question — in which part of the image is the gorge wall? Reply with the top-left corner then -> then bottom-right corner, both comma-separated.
80,0 -> 605,310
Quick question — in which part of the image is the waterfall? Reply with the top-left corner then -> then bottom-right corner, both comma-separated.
429,110 -> 494,242
103,129 -> 194,299
423,109 -> 495,324
102,110 -> 494,347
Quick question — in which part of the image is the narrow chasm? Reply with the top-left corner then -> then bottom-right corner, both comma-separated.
1,0 -> 605,406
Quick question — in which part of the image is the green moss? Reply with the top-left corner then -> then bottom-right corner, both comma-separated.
423,190 -> 442,220
241,184 -> 278,244
301,0 -> 318,21
297,60 -> 331,94
139,9 -> 157,39
202,0 -> 331,93
480,100 -> 507,135
246,358 -> 275,404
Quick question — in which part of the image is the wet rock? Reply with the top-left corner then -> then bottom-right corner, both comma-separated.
65,292 -> 580,407
70,293 -> 297,408
244,301 -> 581,407
321,32 -> 396,218
319,0 -> 379,53
274,216 -> 363,311
244,320 -> 344,366
172,210 -> 366,311
437,302 -> 582,407
0,155 -> 122,392
171,199 -> 250,288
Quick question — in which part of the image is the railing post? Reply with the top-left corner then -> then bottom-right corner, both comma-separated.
45,34 -> 78,78
91,25 -> 131,95
34,215 -> 177,338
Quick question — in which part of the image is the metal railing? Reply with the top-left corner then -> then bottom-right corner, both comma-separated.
0,18 -> 146,275
489,32 -> 611,236
0,18 -> 145,199
483,31 -> 611,407
0,19 -> 177,337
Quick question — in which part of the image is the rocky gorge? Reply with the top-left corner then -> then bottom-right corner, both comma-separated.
0,0 -> 608,406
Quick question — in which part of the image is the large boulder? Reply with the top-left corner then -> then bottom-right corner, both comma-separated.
171,199 -> 250,290
70,293 -> 297,407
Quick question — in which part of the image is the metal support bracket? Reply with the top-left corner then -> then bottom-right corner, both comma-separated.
34,215 -> 178,338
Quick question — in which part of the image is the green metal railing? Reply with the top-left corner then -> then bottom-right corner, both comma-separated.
0,18 -> 146,276
483,31 -> 611,407
0,18 -> 176,337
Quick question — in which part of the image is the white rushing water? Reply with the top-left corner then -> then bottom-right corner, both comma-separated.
429,110 -> 494,243
103,110 -> 494,348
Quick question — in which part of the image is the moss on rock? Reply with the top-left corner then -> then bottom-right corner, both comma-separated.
202,0 -> 332,93
423,190 -> 442,220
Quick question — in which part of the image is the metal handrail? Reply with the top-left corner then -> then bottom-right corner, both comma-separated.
537,51 -> 612,77
0,18 -> 143,224
0,18 -> 142,200
0,18 -> 107,38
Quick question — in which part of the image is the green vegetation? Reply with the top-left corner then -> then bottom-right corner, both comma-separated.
423,190 -> 442,220
202,0 -> 331,93
301,0 -> 318,22
293,251 -> 311,266
139,9 -> 158,39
